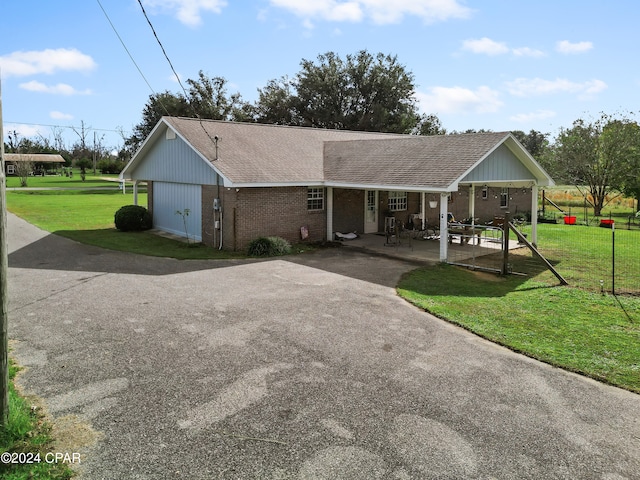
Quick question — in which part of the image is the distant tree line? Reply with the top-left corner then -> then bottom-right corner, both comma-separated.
4,120 -> 129,181
4,49 -> 639,213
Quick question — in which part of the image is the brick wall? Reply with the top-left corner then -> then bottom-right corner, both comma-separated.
377,191 -> 423,229
425,187 -> 533,223
197,185 -> 533,250
201,186 -> 326,251
333,189 -> 364,234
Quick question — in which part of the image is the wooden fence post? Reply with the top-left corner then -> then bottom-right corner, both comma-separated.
502,211 -> 511,275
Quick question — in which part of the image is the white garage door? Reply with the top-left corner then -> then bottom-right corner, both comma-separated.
153,182 -> 202,242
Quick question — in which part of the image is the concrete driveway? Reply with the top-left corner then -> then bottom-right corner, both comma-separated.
6,213 -> 640,479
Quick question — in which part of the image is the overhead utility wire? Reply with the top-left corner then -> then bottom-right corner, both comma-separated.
136,0 -> 221,149
96,0 -> 169,117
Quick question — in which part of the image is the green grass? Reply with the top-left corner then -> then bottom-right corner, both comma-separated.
5,190 -> 243,260
0,361 -> 74,479
520,223 -> 638,292
5,171 -> 129,189
398,261 -> 640,393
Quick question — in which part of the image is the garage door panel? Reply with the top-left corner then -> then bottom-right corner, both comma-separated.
153,182 -> 202,241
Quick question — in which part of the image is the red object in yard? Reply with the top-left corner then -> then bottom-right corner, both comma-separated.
563,216 -> 576,225
599,219 -> 614,228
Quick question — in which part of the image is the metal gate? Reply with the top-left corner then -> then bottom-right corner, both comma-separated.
446,222 -> 504,272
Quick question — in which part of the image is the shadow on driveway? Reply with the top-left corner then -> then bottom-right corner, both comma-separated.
8,214 -> 419,288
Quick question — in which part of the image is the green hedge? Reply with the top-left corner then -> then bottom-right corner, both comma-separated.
247,236 -> 291,257
114,205 -> 152,231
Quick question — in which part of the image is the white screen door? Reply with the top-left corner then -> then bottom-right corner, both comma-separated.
364,190 -> 378,233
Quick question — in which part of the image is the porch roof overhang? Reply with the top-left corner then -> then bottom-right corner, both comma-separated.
324,181 -> 453,193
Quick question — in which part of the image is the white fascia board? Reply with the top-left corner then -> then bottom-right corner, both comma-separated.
224,181 -> 325,188
325,181 -> 453,193
463,180 -> 543,188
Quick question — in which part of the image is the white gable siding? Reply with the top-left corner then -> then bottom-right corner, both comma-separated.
131,132 -> 219,185
461,144 -> 535,184
153,182 -> 202,242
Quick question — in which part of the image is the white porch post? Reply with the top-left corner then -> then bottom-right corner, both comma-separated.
420,192 -> 426,230
530,184 -> 538,245
326,186 -> 333,241
439,192 -> 449,262
469,185 -> 475,225
133,180 -> 138,206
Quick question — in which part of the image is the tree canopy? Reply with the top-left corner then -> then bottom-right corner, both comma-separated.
126,50 -> 441,152
290,50 -> 420,133
554,114 -> 640,215
126,72 -> 250,153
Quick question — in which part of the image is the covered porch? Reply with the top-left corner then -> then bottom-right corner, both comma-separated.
335,223 -> 525,271
327,185 -> 539,263
323,132 -> 553,262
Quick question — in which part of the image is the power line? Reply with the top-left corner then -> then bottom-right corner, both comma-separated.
136,0 -> 222,149
136,0 -> 189,101
5,121 -> 121,134
96,0 -> 172,118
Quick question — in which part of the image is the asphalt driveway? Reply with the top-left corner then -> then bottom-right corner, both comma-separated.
6,213 -> 640,479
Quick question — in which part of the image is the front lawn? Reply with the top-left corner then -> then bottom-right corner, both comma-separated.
398,260 -> 640,393
5,190 -> 242,260
5,171 -> 127,189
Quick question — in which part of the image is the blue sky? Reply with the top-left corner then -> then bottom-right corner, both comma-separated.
1,0 -> 638,151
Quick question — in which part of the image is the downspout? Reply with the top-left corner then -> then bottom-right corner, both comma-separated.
218,204 -> 223,250
326,187 -> 334,241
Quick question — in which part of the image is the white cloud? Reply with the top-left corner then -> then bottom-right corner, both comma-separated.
505,77 -> 607,98
269,0 -> 472,25
0,48 -> 96,77
50,111 -> 74,120
462,37 -> 509,56
462,38 -> 545,57
510,110 -> 556,123
5,123 -> 41,139
556,40 -> 593,54
19,80 -> 92,96
142,0 -> 227,27
512,47 -> 545,58
416,86 -> 503,114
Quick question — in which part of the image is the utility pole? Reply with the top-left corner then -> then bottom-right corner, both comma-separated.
93,131 -> 97,175
0,76 -> 10,427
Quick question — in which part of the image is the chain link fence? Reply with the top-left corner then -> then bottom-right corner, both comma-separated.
517,221 -> 640,296
445,219 -> 639,297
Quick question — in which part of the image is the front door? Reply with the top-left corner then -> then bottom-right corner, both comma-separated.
364,190 -> 379,233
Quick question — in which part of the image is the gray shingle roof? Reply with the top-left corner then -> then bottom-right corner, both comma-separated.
323,133 -> 510,189
164,117 -> 399,185
137,117 -> 552,189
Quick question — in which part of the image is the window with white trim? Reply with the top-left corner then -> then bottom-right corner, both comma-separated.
307,187 -> 324,211
482,187 -> 488,200
387,191 -> 407,211
500,188 -> 509,208
6,164 -> 15,175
